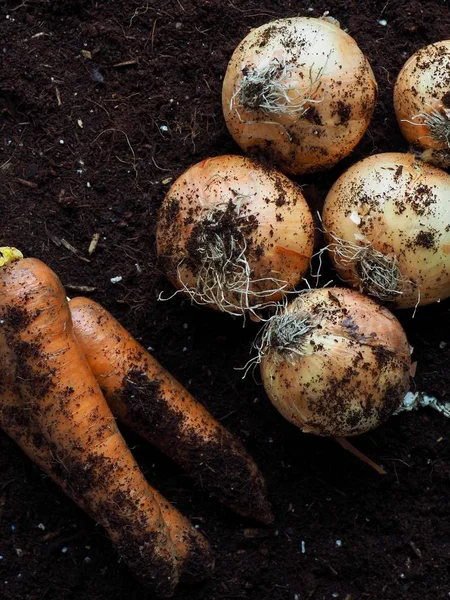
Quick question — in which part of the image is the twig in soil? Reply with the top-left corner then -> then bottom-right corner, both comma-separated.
91,128 -> 138,180
46,230 -> 91,263
335,437 -> 387,475
14,177 -> 37,188
129,2 -> 150,27
151,19 -> 158,53
55,87 -> 62,106
1,479 -> 16,492
0,127 -> 26,170
151,154 -> 171,171
88,232 -> 101,255
64,284 -> 97,293
85,97 -> 111,118
113,59 -> 139,68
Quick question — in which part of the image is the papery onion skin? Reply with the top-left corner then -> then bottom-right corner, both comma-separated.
222,17 -> 377,175
156,155 -> 315,315
322,152 -> 450,309
394,41 -> 450,168
260,288 -> 411,437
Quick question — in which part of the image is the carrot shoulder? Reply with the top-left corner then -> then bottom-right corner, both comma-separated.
70,296 -> 273,524
0,253 -> 211,596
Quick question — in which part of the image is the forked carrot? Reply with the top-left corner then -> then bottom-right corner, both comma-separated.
0,249 -> 212,596
69,297 -> 273,524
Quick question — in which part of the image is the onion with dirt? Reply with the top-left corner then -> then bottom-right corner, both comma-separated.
222,16 -> 377,174
257,287 -> 411,437
394,40 -> 450,169
156,155 -> 315,317
322,152 -> 450,309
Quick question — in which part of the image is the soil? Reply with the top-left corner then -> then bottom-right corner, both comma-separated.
1,1 -> 450,600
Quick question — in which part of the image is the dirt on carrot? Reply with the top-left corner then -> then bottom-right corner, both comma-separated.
70,296 -> 272,524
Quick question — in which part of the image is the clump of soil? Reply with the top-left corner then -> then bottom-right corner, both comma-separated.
1,1 -> 450,600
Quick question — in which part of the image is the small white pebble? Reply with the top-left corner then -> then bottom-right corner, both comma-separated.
83,556 -> 91,563
15,548 -> 23,557
378,19 -> 387,26
439,341 -> 447,349
183,323 -> 188,329
268,437 -> 274,443
110,276 -> 123,284
85,545 -> 91,550
175,22 -> 182,29
10,525 -> 15,531
307,6 -> 314,11
37,523 -> 46,531
61,547 -> 68,554
17,574 -> 22,579
294,595 -> 300,600
301,540 -> 306,554
350,211 -> 361,225
76,168 -> 83,175
399,572 -> 405,579
86,182 -> 91,188
59,139 -> 64,145
332,594 -> 339,599
160,125 -> 169,132
4,581 -> 7,585
0,556 -> 4,560
182,347 -> 188,352
335,539 -> 342,547
194,524 -> 200,529
147,346 -> 154,352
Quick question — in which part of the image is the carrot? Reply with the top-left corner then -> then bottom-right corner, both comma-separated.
0,250 -> 212,596
69,296 -> 273,524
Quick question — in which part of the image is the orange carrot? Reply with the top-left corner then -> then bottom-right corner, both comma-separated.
70,297 -> 273,524
0,250 -> 212,596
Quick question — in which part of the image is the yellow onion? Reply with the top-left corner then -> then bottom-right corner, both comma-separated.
222,16 -> 377,175
156,155 -> 314,317
259,287 -> 411,437
322,152 -> 450,309
394,40 -> 450,169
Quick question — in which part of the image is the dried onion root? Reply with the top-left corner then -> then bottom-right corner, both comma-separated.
322,153 -> 450,309
156,155 -> 315,318
394,40 -> 450,169
257,288 -> 411,437
222,16 -> 377,174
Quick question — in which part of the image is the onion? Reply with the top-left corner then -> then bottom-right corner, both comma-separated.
394,40 -> 450,169
258,288 -> 411,437
156,155 -> 315,317
222,16 -> 377,175
322,152 -> 450,309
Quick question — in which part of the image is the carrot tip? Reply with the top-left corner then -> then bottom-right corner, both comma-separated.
0,247 -> 23,268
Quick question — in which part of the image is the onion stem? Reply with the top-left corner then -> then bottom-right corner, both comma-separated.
335,437 -> 386,475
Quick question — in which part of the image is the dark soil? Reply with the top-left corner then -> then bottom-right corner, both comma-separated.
1,1 -> 450,600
